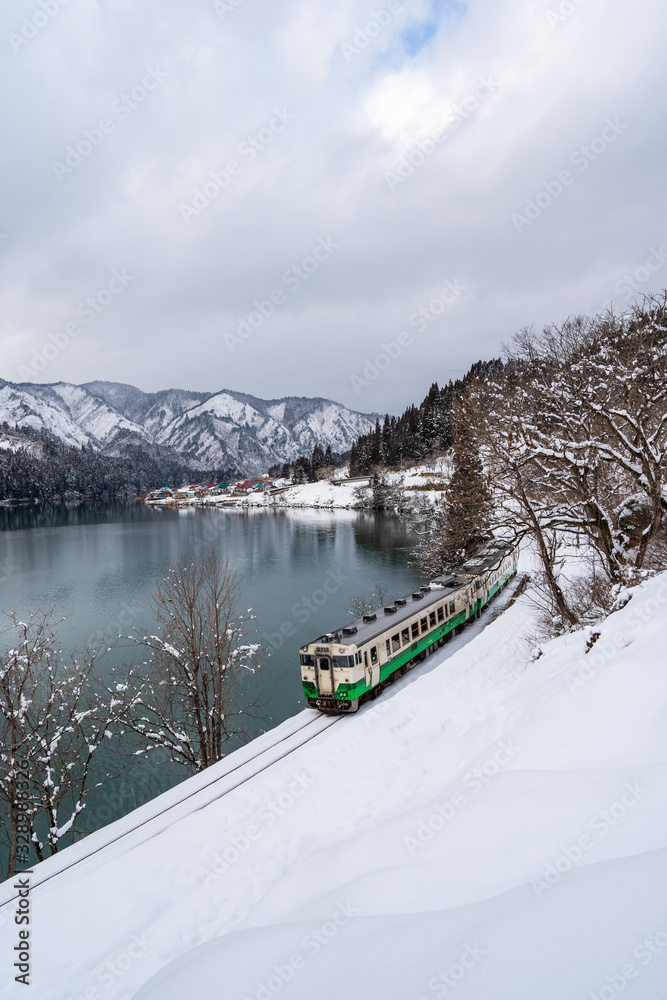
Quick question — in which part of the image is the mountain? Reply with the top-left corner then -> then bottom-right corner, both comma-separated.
0,379 -> 377,476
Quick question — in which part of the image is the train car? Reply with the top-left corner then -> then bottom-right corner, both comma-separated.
300,539 -> 519,713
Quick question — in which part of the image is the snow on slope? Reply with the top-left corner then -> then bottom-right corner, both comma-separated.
2,570 -> 667,999
0,380 -> 376,474
0,382 -> 91,448
0,381 -> 143,448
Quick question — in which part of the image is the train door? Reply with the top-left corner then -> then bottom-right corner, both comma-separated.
363,650 -> 371,689
316,656 -> 334,696
370,645 -> 380,687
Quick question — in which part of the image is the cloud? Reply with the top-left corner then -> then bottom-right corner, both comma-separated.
0,0 -> 666,414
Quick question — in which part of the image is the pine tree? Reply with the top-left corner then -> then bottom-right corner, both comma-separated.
443,419 -> 493,564
417,416 -> 493,577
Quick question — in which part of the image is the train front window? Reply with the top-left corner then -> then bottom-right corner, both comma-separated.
333,655 -> 354,668
300,654 -> 315,666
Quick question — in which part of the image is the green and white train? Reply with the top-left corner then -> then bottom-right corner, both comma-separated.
300,539 -> 519,713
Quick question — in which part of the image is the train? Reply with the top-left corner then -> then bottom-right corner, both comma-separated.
300,539 -> 519,713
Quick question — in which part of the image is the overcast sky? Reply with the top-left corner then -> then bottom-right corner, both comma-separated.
1,0 -> 666,415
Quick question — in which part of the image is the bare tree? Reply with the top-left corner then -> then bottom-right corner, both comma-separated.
0,610 -> 137,878
348,582 -> 390,619
127,554 -> 261,773
464,375 -> 580,627
507,295 -> 667,579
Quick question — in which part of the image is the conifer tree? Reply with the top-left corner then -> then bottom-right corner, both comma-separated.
417,415 -> 493,576
443,417 -> 493,563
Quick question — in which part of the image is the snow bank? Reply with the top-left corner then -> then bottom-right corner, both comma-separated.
2,569 -> 667,999
245,480 -> 362,509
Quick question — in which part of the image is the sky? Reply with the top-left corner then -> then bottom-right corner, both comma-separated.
1,0 -> 666,416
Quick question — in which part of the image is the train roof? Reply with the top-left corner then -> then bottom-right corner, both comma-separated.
441,539 -> 517,580
303,539 -> 517,651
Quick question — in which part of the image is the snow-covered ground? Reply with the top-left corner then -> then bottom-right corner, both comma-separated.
203,462 -> 451,510
2,563 -> 667,999
247,480 -> 363,509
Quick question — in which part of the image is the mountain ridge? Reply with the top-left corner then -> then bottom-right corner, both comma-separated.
0,378 -> 378,476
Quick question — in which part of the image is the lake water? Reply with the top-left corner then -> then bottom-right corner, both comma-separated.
0,502 -> 419,853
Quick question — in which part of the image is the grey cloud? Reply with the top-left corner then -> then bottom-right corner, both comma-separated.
1,0 -> 666,415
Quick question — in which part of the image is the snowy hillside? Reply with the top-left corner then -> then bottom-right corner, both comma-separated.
0,379 -> 376,475
2,566 -> 667,999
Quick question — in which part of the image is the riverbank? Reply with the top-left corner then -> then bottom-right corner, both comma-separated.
149,460 -> 451,512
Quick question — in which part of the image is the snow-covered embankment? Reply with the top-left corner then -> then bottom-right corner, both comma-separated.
2,567 -> 667,999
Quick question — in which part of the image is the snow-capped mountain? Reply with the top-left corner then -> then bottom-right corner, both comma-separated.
0,379 -> 377,474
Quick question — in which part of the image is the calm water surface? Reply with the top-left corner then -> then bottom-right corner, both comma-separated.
0,502 -> 419,849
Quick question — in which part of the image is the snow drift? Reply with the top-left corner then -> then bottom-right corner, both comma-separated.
2,566 -> 667,999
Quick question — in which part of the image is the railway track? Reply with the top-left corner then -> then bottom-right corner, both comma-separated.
0,712 -> 342,909
0,570 -> 530,910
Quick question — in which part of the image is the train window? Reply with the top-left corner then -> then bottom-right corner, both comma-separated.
386,639 -> 391,657
449,600 -> 455,614
429,612 -> 436,627
320,661 -> 330,670
420,617 -> 428,633
371,646 -> 378,664
334,656 -> 354,668
364,651 -> 368,667
411,622 -> 419,639
300,654 -> 315,666
437,606 -> 444,622
391,634 -> 400,652
401,628 -> 410,645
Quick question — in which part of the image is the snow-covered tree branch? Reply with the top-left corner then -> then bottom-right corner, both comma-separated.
123,554 -> 262,774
